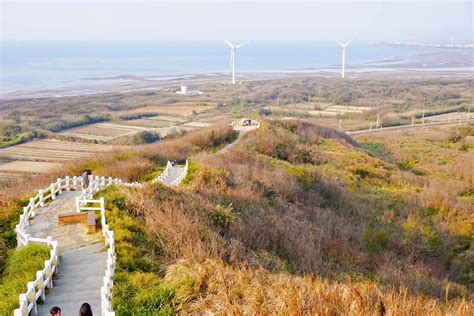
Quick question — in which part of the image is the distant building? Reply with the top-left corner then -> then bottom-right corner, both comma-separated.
176,85 -> 203,96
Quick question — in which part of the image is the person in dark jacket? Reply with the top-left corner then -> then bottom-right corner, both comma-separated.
82,170 -> 91,188
79,303 -> 93,316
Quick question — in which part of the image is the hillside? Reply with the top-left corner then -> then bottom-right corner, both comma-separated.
1,120 -> 473,314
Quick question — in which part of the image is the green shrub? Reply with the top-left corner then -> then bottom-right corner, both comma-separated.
362,227 -> 390,253
0,244 -> 50,313
132,131 -> 160,145
361,142 -> 393,162
208,204 -> 235,234
398,161 -> 415,170
181,160 -> 199,185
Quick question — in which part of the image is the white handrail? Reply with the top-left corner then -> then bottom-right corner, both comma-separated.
13,175 -> 70,316
13,160 -> 186,315
152,160 -> 189,187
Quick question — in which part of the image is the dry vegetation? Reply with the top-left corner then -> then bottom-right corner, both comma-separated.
1,74 -> 473,313
33,120 -> 468,314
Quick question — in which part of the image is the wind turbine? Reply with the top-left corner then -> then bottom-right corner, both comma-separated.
225,40 -> 248,84
337,41 -> 351,78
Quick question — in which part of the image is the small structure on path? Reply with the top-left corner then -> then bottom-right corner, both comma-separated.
231,118 -> 260,132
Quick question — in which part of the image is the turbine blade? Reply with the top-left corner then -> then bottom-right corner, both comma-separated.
235,42 -> 249,49
225,40 -> 234,48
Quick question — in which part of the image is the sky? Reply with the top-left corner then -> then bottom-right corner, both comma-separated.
1,0 -> 472,43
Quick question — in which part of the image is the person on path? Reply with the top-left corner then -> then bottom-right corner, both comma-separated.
50,306 -> 61,316
79,302 -> 93,316
82,170 -> 91,189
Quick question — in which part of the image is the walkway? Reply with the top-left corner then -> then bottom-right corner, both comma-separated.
25,191 -> 106,315
347,118 -> 474,136
162,164 -> 187,186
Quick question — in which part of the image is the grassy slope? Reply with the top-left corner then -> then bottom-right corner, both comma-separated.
93,121 -> 472,314
1,121 -> 472,314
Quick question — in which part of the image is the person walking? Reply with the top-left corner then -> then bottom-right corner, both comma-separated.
79,303 -> 93,316
82,169 -> 91,189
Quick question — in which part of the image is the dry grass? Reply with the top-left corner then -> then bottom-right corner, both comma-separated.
169,259 -> 473,315
2,120 -> 473,314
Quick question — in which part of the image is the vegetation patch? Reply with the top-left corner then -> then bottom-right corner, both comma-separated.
0,244 -> 50,313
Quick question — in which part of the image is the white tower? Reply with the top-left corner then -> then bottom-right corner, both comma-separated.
337,41 -> 351,78
225,41 -> 248,84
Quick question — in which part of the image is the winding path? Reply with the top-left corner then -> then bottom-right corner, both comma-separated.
24,191 -> 106,315
14,123 -> 258,315
347,118 -> 474,136
14,161 -> 188,315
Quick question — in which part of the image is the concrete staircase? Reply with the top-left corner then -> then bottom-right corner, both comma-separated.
25,191 -> 107,315
162,165 -> 187,186
37,243 -> 106,315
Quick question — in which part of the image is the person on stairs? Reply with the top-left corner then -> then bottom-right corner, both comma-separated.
50,306 -> 61,316
79,302 -> 93,316
82,169 -> 92,189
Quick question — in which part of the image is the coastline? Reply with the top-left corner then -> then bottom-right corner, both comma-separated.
1,48 -> 472,100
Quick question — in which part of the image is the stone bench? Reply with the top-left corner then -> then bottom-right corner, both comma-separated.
58,211 -> 97,233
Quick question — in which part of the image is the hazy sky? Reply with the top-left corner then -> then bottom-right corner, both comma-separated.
1,0 -> 472,43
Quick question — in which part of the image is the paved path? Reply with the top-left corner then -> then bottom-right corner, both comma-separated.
220,130 -> 245,153
25,191 -> 106,315
347,118 -> 474,136
162,165 -> 187,186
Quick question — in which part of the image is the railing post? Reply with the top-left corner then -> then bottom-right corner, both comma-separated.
50,183 -> 56,200
27,281 -> 37,314
29,198 -> 36,217
25,233 -> 30,246
95,176 -> 100,192
36,271 -> 46,302
44,260 -> 53,288
73,176 -> 77,190
38,189 -> 44,207
57,178 -> 62,195
76,197 -> 80,212
16,294 -> 28,316
65,176 -> 70,191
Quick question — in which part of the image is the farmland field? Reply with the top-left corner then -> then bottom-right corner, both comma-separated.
59,123 -> 149,142
124,115 -> 188,128
118,103 -> 215,116
0,160 -> 61,173
0,139 -> 110,161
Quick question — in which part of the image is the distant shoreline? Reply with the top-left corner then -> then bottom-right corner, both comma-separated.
1,48 -> 472,100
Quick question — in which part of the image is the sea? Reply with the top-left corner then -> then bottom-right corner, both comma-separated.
0,42 -> 431,93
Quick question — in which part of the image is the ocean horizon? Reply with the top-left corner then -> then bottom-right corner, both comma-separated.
0,42 -> 432,93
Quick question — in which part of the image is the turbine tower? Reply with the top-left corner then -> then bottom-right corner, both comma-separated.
225,40 -> 248,84
337,41 -> 351,79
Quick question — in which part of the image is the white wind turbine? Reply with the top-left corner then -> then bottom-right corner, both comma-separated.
225,40 -> 248,84
337,41 -> 351,78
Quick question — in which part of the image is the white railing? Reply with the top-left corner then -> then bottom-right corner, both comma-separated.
13,163 -> 184,315
98,197 -> 116,316
74,176 -> 140,315
14,237 -> 59,316
152,161 -> 173,184
169,160 -> 189,187
14,176 -> 83,316
76,176 -> 142,212
152,160 -> 189,187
